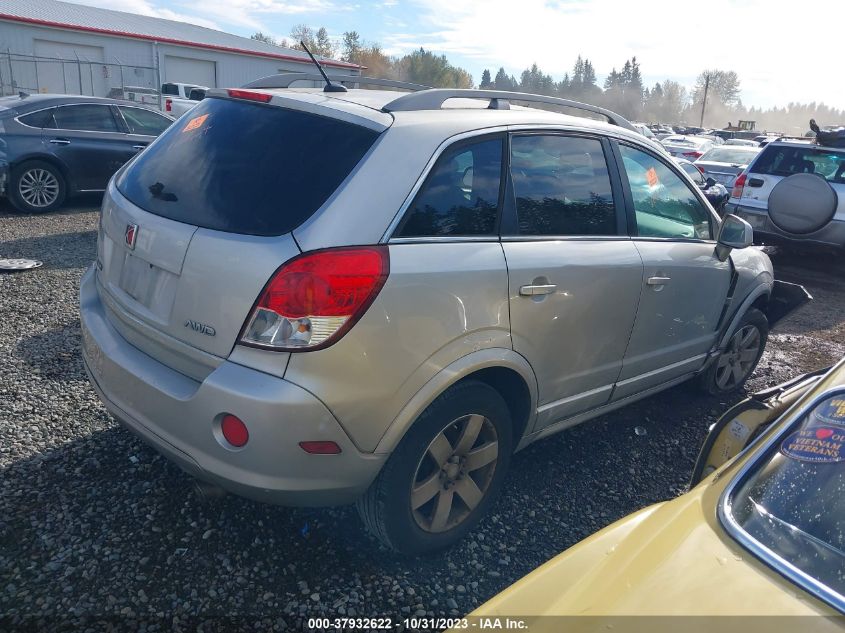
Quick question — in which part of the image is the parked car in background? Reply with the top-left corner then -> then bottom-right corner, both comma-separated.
725,138 -> 760,147
661,134 -> 715,160
675,158 -> 731,213
728,140 -> 845,249
0,93 -> 174,213
632,122 -> 657,141
469,354 -> 845,624
694,145 -> 761,188
80,79 -> 778,554
164,87 -> 207,117
697,133 -> 725,145
161,82 -> 207,102
107,85 -> 161,107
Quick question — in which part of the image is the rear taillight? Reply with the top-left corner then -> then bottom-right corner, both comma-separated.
227,89 -> 273,103
682,151 -> 704,159
240,246 -> 389,351
731,172 -> 747,199
695,164 -> 705,174
165,98 -> 172,112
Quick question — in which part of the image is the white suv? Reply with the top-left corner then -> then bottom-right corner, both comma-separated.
728,139 -> 845,249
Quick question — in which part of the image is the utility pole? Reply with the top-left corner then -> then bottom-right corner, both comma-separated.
699,73 -> 710,128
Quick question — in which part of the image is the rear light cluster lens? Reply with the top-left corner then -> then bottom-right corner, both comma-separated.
731,172 -> 747,199
164,98 -> 172,112
240,246 -> 389,351
682,151 -> 704,159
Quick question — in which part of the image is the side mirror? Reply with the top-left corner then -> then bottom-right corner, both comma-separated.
716,213 -> 753,261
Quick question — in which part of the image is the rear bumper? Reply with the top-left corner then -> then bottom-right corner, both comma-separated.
79,266 -> 386,506
728,203 -> 845,249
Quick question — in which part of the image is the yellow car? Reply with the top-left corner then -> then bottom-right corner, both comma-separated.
468,358 -> 845,630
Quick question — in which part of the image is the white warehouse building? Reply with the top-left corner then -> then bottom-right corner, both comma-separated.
0,0 -> 361,98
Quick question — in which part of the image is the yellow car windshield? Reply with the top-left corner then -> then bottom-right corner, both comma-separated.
725,389 -> 845,609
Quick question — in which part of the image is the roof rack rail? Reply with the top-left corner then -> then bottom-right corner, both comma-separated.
242,73 -> 431,92
382,89 -> 636,132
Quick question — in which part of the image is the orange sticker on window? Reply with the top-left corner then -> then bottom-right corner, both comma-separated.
646,166 -> 659,187
183,114 -> 208,132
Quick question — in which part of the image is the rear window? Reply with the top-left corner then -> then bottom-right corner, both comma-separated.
161,83 -> 179,96
700,147 -> 760,164
752,145 -> 845,183
117,98 -> 379,236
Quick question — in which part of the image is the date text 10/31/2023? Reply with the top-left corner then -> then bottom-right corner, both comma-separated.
306,617 -> 529,630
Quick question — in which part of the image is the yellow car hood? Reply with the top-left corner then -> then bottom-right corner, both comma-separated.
473,485 -> 838,621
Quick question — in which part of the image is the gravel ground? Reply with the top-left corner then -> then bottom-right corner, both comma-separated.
1,200 -> 844,631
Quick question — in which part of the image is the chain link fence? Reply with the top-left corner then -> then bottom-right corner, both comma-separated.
0,50 -> 161,105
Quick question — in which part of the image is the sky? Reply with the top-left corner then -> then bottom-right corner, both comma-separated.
75,0 -> 845,111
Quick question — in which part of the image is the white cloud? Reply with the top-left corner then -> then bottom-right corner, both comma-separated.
384,0 -> 845,109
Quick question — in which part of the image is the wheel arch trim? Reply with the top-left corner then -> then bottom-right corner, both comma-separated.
373,348 -> 539,455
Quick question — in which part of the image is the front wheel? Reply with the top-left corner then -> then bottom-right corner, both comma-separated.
700,308 -> 768,395
9,160 -> 67,213
357,380 -> 513,555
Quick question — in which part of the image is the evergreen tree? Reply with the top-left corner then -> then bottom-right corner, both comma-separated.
480,69 -> 493,89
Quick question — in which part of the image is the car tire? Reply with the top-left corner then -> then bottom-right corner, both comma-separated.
700,308 -> 768,395
356,380 -> 513,555
8,160 -> 67,214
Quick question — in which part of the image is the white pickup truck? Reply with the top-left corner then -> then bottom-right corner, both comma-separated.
160,82 -> 207,117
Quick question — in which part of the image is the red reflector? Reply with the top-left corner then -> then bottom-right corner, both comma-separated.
221,414 -> 249,447
299,441 -> 342,454
227,89 -> 272,103
165,98 -> 172,112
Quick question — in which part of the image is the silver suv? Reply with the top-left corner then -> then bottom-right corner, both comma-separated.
80,75 -> 788,554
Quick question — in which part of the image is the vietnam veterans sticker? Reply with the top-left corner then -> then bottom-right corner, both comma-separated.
780,426 -> 845,464
812,397 -> 845,427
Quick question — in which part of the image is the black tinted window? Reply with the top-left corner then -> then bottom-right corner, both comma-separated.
53,105 -> 118,132
752,145 -> 845,183
510,135 -> 616,236
396,138 -> 502,237
161,83 -> 179,96
19,108 -> 54,128
117,98 -> 378,236
119,107 -> 171,136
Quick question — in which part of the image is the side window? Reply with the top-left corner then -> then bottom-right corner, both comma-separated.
619,145 -> 713,240
510,135 -> 617,236
680,162 -> 706,186
52,105 -> 119,133
119,107 -> 172,136
19,108 -> 55,129
396,137 -> 502,237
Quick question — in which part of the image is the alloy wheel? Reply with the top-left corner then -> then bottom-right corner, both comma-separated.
19,168 -> 60,208
715,324 -> 762,390
410,413 -> 499,533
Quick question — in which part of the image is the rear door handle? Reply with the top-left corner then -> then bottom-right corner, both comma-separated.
132,144 -> 147,151
49,138 -> 70,145
519,284 -> 557,296
647,276 -> 671,286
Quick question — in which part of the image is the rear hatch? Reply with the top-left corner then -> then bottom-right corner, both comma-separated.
737,143 -> 845,218
695,147 -> 760,187
96,94 -> 381,377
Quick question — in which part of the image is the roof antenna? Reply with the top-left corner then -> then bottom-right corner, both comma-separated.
299,41 -> 347,93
